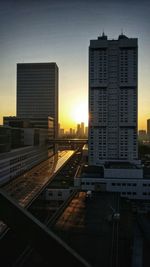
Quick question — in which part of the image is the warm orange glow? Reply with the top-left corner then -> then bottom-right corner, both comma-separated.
71,102 -> 88,125
59,99 -> 88,131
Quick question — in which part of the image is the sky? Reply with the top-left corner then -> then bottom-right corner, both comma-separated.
0,0 -> 150,130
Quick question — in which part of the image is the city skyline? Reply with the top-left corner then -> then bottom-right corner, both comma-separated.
0,0 -> 150,130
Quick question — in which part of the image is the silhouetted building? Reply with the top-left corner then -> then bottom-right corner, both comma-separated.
70,128 -> 73,136
85,126 -> 88,137
17,63 -> 58,137
76,124 -> 81,137
147,119 -> 150,136
0,126 -> 23,153
138,130 -> 147,141
0,127 -> 11,152
59,128 -> 64,137
80,122 -> 84,137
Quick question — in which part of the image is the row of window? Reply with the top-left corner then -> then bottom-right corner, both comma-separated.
112,182 -> 136,186
81,182 -> 150,195
122,192 -> 136,195
48,191 -> 62,196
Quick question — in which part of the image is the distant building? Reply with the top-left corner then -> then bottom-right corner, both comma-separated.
76,124 -> 81,137
147,119 -> 150,136
80,122 -> 84,137
59,128 -> 64,137
58,123 -> 60,136
89,33 -> 139,166
17,63 -> 58,137
76,123 -> 86,138
138,130 -> 147,141
85,126 -> 88,137
69,128 -> 73,136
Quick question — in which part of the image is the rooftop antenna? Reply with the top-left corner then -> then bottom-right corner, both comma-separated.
102,29 -> 105,36
121,28 -> 124,35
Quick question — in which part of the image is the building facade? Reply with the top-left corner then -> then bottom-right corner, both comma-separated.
0,146 -> 48,185
89,33 -> 138,166
17,63 -> 58,137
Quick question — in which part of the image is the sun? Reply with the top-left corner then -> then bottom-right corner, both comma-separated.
72,102 -> 88,125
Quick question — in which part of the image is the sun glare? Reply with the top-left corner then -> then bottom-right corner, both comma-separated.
72,102 -> 88,126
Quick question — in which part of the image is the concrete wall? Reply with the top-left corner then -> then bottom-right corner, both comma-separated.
104,168 -> 143,179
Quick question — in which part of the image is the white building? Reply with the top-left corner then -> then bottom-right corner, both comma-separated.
89,33 -> 138,166
17,62 -> 58,138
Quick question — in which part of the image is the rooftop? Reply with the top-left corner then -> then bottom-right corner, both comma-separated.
80,165 -> 104,178
52,191 -> 134,267
104,162 -> 139,169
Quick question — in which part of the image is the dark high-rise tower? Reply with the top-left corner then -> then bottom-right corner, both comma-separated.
17,62 -> 58,137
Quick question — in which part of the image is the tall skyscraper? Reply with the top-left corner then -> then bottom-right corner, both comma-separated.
17,63 -> 58,137
89,33 -> 138,166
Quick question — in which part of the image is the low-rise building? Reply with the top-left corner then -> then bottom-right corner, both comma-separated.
0,145 -> 48,185
74,164 -> 150,200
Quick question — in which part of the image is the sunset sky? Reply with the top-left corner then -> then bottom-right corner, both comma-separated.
0,0 -> 150,130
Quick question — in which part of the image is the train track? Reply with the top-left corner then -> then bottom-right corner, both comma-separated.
0,148 -> 83,267
110,193 -> 120,267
